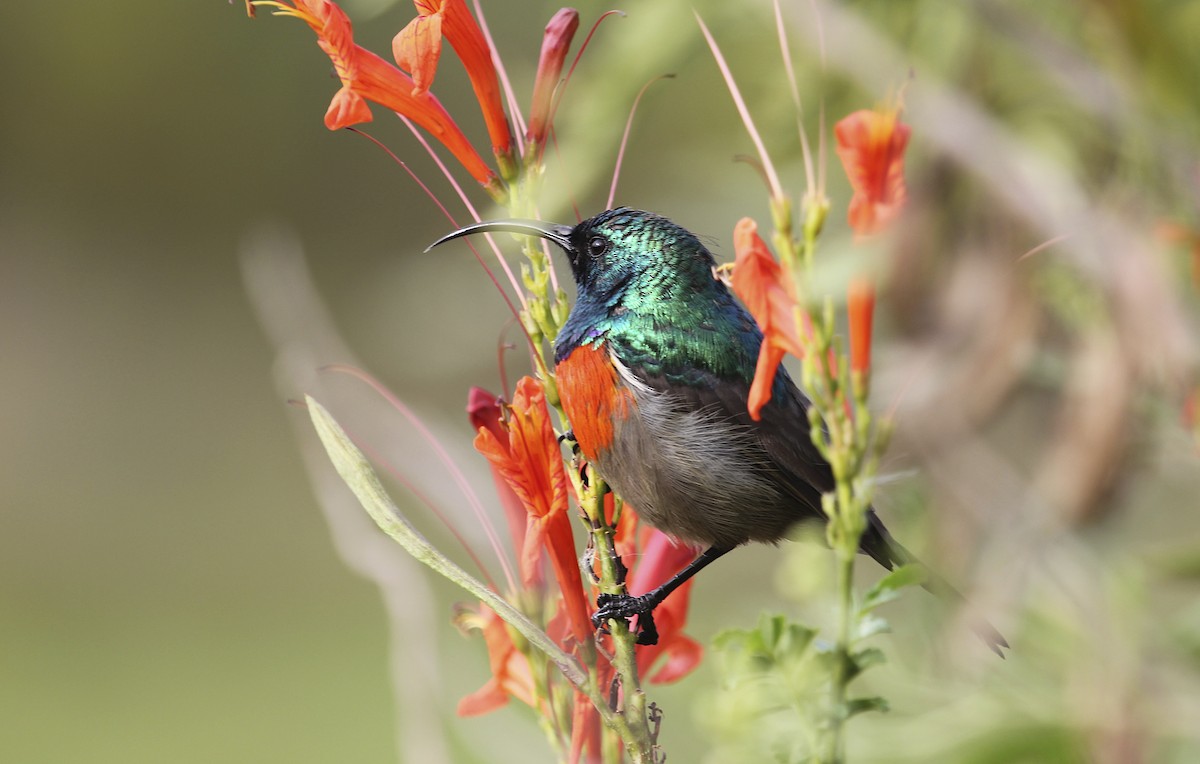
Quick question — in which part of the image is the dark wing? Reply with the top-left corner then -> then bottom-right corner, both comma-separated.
612,303 -> 1009,653
609,288 -> 906,568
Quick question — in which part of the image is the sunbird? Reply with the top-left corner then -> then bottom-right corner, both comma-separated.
431,207 -> 1006,655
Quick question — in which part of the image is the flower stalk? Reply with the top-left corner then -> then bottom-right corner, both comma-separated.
723,67 -> 910,759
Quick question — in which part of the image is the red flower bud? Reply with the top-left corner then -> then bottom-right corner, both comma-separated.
847,277 -> 876,377
527,8 -> 580,146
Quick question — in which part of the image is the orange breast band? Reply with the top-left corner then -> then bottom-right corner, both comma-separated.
555,343 -> 636,461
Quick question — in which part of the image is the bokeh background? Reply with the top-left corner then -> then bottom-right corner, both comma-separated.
4,0 -> 1200,761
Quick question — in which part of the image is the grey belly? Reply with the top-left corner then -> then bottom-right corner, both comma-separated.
596,398 -> 796,549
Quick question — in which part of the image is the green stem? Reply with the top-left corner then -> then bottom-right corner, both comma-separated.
823,547 -> 855,764
584,477 -> 656,763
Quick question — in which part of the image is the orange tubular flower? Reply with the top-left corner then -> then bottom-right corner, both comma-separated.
835,105 -> 911,237
468,387 -> 542,586
847,277 -> 876,378
474,377 -> 592,645
394,0 -> 513,157
626,528 -> 703,683
455,604 -> 538,716
1186,387 -> 1199,449
258,0 -> 498,189
527,9 -> 580,146
730,217 -> 807,420
568,690 -> 602,764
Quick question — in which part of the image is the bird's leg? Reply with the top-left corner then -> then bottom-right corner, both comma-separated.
593,545 -> 733,646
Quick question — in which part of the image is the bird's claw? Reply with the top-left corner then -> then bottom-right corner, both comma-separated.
592,592 -> 660,646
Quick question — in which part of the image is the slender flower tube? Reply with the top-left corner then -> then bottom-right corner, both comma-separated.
835,105 -> 911,237
393,0 -> 514,160
256,0 -> 500,192
847,277 -> 876,378
527,8 -> 580,146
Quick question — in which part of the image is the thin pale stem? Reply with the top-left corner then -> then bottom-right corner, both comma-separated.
696,11 -> 785,203
608,74 -> 676,209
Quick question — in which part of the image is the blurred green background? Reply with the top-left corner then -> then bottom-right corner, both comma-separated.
3,0 -> 1200,762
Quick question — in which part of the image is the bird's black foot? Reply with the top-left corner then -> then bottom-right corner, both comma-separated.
593,592 -> 660,646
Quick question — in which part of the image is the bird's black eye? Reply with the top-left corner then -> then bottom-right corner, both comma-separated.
587,235 -> 609,258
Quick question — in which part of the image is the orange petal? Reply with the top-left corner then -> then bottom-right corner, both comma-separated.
439,0 -> 512,154
544,511 -> 592,645
396,0 -> 511,154
456,604 -> 537,716
834,106 -> 910,237
568,690 -> 601,764
468,388 -> 533,576
473,378 -> 564,521
457,677 -> 509,716
353,47 -> 495,184
474,378 -> 590,644
730,218 -> 804,358
323,86 -> 373,130
747,344 -> 785,421
392,11 -> 443,95
730,217 -> 807,419
647,632 -> 703,684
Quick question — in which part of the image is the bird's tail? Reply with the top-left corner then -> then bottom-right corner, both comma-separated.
861,512 -> 1009,657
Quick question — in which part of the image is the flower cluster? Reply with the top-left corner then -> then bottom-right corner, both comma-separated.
254,0 -> 583,201
464,378 -> 701,759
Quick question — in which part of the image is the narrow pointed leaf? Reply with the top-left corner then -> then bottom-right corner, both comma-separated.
305,396 -> 600,696
862,563 -> 925,613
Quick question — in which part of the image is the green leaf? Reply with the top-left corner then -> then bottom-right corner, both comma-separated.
305,397 -> 591,691
758,612 -> 789,652
855,613 -> 892,641
851,647 -> 887,673
845,646 -> 887,681
862,563 -> 925,613
846,696 -> 889,717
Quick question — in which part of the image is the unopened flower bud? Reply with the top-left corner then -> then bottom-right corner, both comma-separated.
527,8 -> 579,146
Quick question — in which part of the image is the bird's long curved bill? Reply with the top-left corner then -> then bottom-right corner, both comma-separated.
425,219 -> 574,253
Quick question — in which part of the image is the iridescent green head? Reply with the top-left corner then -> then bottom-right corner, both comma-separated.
427,207 -> 719,306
